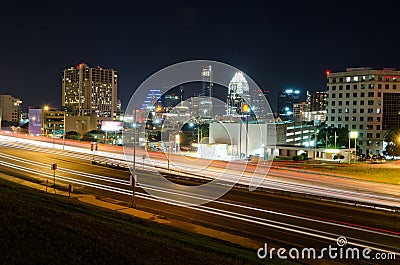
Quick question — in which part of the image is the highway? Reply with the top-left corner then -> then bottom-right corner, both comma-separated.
0,135 -> 399,261
1,133 -> 400,208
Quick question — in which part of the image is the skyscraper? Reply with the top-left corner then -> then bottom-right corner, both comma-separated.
0,94 -> 22,122
142,89 -> 162,110
62,63 -> 118,119
309,91 -> 327,111
201,65 -> 213,97
326,67 -> 400,155
226,71 -> 250,116
199,65 -> 213,117
277,89 -> 300,119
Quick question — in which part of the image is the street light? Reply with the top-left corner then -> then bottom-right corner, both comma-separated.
349,131 -> 358,164
131,110 -> 137,209
62,111 -> 66,150
175,133 -> 180,153
43,105 -> 49,136
242,103 -> 250,158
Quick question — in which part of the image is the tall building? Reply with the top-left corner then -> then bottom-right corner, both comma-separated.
62,63 -> 118,119
277,89 -> 300,119
199,65 -> 213,117
302,91 -> 327,125
226,71 -> 250,116
142,89 -> 162,110
161,86 -> 184,112
309,91 -> 327,111
0,94 -> 22,122
293,101 -> 307,121
201,65 -> 213,97
250,87 -> 270,113
326,67 -> 400,155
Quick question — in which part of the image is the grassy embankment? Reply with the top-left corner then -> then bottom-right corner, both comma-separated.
0,178 -> 291,265
274,159 -> 400,185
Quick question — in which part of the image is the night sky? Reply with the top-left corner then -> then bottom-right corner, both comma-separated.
1,0 -> 400,112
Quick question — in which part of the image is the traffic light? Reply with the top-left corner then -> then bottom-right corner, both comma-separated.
242,103 -> 249,113
155,105 -> 163,112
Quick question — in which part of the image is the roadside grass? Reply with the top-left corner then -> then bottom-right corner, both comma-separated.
0,178 -> 292,265
298,162 -> 400,185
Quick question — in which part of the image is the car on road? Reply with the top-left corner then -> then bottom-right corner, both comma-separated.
368,155 -> 386,164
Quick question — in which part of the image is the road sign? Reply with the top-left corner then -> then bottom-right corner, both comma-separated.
51,164 -> 57,170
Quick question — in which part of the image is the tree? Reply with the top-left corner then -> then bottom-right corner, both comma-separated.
383,142 -> 400,157
65,131 -> 81,140
383,127 -> 400,157
81,133 -> 96,142
314,126 -> 349,149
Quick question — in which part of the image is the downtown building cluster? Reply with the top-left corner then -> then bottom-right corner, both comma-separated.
25,63 -> 121,138
2,62 -> 400,158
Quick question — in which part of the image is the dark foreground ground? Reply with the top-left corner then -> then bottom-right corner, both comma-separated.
0,178 -> 292,265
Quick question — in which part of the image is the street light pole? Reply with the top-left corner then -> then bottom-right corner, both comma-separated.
334,130 -> 337,149
62,111 -> 66,150
354,136 -> 357,164
239,119 -> 242,158
245,114 -> 249,158
53,124 -> 56,147
349,131 -> 358,164
348,135 -> 351,164
131,110 -> 137,209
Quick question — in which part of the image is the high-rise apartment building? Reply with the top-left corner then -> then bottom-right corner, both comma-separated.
62,63 -> 117,119
0,94 -> 22,122
326,67 -> 400,155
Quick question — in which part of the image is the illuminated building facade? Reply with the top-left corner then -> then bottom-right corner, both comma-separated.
326,67 -> 400,155
142,89 -> 162,110
62,63 -> 118,119
226,71 -> 250,116
199,65 -> 213,117
309,91 -> 327,111
278,89 -> 300,120
161,86 -> 184,112
0,94 -> 22,122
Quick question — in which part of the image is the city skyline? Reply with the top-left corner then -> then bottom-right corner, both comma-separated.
2,1 -> 400,112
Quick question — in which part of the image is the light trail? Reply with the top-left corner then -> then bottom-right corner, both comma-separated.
1,138 -> 400,209
0,154 -> 399,256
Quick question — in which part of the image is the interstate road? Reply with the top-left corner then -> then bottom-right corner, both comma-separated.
0,142 -> 399,259
1,133 -> 400,209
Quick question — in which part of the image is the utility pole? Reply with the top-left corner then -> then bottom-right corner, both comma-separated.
245,114 -> 249,158
348,136 -> 351,164
325,130 -> 328,149
53,123 -> 56,148
51,163 -> 57,194
239,121 -> 242,158
334,130 -> 337,149
131,110 -> 137,208
62,111 -> 66,150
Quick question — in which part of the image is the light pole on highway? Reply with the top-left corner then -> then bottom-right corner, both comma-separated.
242,103 -> 250,158
62,110 -> 66,150
131,110 -> 137,208
349,131 -> 358,164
